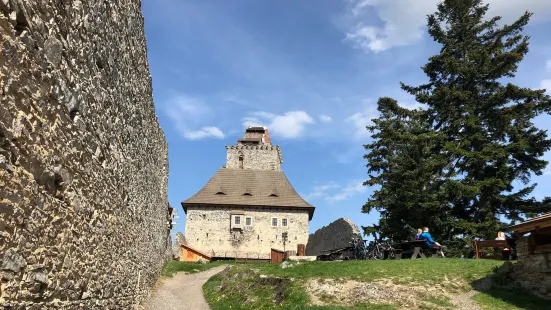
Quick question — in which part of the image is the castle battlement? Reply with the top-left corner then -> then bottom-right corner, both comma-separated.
225,145 -> 281,151
225,127 -> 283,171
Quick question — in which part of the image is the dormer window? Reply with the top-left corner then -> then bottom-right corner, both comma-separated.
269,193 -> 278,197
215,191 -> 225,195
243,192 -> 252,196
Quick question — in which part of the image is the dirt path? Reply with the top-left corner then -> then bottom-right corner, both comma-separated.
451,290 -> 481,310
141,265 -> 227,310
449,277 -> 492,310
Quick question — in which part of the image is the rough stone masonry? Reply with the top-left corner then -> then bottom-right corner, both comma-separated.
305,218 -> 361,256
0,1 -> 170,309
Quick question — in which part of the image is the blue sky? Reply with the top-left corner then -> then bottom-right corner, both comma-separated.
142,0 -> 551,235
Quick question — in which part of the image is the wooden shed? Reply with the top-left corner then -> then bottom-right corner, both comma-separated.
507,212 -> 551,297
180,244 -> 212,262
510,212 -> 551,259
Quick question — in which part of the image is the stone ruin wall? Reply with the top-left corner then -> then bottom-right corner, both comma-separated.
1,1 -> 169,309
172,232 -> 187,260
511,238 -> 551,298
305,218 -> 361,256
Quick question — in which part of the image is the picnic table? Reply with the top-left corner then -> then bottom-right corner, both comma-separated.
317,245 -> 354,261
394,240 -> 438,259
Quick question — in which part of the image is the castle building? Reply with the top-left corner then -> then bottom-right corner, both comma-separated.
181,126 -> 315,260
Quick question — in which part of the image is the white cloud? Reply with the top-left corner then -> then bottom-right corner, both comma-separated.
347,105 -> 378,139
242,111 -> 315,139
326,180 -> 367,202
301,182 -> 339,201
346,0 -> 551,53
319,115 -> 333,123
165,93 -> 225,140
302,180 -> 367,203
398,101 -> 424,110
541,80 -> 551,94
183,127 -> 225,140
547,59 -> 551,73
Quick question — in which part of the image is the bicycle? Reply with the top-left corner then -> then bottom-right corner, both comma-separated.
350,238 -> 368,260
365,238 -> 395,260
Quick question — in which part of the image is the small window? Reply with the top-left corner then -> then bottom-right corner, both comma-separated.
245,217 -> 252,226
215,191 -> 225,195
282,218 -> 288,227
269,193 -> 278,197
272,218 -> 278,227
243,193 -> 252,196
235,216 -> 241,225
239,156 -> 244,169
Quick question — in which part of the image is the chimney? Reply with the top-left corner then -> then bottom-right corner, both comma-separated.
263,127 -> 271,145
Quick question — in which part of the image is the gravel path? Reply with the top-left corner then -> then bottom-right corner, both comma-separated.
141,265 -> 227,310
451,290 -> 481,310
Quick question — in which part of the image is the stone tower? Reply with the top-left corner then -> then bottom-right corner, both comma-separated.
182,126 -> 315,260
225,126 -> 283,171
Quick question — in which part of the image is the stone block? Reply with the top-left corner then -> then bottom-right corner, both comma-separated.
287,256 -> 316,262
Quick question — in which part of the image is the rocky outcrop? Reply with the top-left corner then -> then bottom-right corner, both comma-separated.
306,218 -> 361,256
0,1 -> 169,309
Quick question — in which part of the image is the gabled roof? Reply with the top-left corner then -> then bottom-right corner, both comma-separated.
181,244 -> 211,259
182,168 -> 315,219
509,212 -> 551,234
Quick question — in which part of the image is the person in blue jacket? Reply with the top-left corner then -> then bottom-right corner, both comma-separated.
420,227 -> 445,257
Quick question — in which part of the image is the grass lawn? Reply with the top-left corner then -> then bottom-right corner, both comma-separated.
161,260 -> 229,277
250,258 -> 502,285
203,259 -> 550,310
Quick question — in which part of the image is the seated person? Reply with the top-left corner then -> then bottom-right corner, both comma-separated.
414,228 -> 423,240
420,227 -> 445,257
495,231 -> 510,259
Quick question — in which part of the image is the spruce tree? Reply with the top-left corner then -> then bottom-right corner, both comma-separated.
364,0 -> 551,243
363,98 -> 449,241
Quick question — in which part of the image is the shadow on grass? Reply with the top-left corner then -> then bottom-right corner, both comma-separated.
472,288 -> 550,310
470,265 -> 551,310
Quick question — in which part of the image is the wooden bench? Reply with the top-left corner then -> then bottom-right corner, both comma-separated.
473,240 -> 510,259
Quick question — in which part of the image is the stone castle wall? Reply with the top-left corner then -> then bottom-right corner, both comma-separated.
185,206 -> 309,259
511,238 -> 551,297
0,1 -> 169,309
226,146 -> 282,171
306,218 -> 361,256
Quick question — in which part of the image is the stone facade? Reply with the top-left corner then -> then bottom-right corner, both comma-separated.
183,127 -> 314,260
0,1 -> 169,309
185,206 -> 309,259
225,145 -> 282,171
511,238 -> 551,297
306,218 -> 361,256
